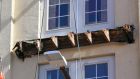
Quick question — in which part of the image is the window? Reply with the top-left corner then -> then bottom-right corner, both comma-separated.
85,63 -> 108,79
41,0 -> 114,37
48,0 -> 70,30
39,56 -> 115,79
85,0 -> 107,24
47,68 -> 69,79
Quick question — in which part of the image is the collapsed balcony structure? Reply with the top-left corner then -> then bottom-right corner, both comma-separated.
12,24 -> 135,61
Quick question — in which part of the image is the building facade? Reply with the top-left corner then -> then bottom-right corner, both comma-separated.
0,0 -> 140,79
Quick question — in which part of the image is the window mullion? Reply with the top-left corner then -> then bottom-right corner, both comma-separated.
96,64 -> 97,79
96,0 -> 97,23
58,0 -> 60,29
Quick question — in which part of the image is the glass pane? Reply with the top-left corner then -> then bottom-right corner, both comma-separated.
97,11 -> 107,23
85,65 -> 96,78
47,70 -> 57,79
60,4 -> 69,16
85,12 -> 96,24
97,0 -> 107,10
60,16 -> 69,27
97,63 -> 108,77
49,5 -> 59,18
85,0 -> 96,12
97,77 -> 108,79
49,0 -> 59,5
59,68 -> 69,79
60,0 -> 70,3
49,18 -> 59,29
59,70 -> 64,79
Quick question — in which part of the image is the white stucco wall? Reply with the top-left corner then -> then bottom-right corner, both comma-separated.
11,0 -> 140,79
0,0 -> 12,79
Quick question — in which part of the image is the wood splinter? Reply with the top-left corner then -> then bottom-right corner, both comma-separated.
68,32 -> 76,46
84,32 -> 92,44
102,29 -> 110,42
51,36 -> 58,48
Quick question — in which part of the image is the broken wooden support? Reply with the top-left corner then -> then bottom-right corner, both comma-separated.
12,24 -> 135,60
60,66 -> 71,79
78,33 -> 93,46
84,32 -> 92,44
102,29 -> 110,42
68,32 -> 76,46
51,36 -> 58,48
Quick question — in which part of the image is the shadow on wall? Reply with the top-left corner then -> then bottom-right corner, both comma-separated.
14,0 -> 39,23
0,17 -> 12,32
0,0 -> 39,32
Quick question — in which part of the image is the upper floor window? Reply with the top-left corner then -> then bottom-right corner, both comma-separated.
48,0 -> 70,30
41,0 -> 114,37
85,0 -> 107,24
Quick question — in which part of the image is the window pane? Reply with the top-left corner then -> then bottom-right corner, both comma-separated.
49,18 -> 59,29
97,77 -> 108,79
85,0 -> 96,12
97,0 -> 107,10
85,65 -> 96,78
47,70 -> 57,79
59,68 -> 69,79
97,63 -> 108,77
49,0 -> 59,5
85,12 -> 96,24
60,16 -> 69,27
60,0 -> 70,3
59,70 -> 64,79
97,11 -> 107,23
60,4 -> 69,16
49,5 -> 59,18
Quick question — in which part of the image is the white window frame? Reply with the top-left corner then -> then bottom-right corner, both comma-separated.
40,0 -> 77,38
40,0 -> 115,38
39,56 -> 115,79
77,0 -> 115,32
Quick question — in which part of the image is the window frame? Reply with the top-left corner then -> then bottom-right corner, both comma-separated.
48,1 -> 70,30
41,0 -> 77,38
39,61 -> 77,79
39,56 -> 115,79
76,0 -> 115,32
81,56 -> 115,79
40,0 -> 115,38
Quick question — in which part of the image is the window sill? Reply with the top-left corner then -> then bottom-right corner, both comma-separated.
46,27 -> 71,32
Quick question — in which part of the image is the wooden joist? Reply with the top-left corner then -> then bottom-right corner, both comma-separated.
84,32 -> 92,44
51,36 -> 58,48
12,24 -> 135,60
102,29 -> 110,42
68,32 -> 76,46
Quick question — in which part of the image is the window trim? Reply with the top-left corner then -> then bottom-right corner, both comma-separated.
48,1 -> 70,30
39,56 -> 115,79
40,0 -> 77,38
40,0 -> 115,38
81,56 -> 115,79
77,0 -> 115,32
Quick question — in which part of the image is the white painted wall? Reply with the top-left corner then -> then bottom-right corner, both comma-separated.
0,0 -> 12,79
11,0 -> 140,79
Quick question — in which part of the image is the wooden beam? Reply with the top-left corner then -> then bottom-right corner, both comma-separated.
36,40 -> 43,51
51,36 -> 58,48
11,46 -> 19,53
102,29 -> 110,42
84,32 -> 92,44
68,32 -> 75,46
